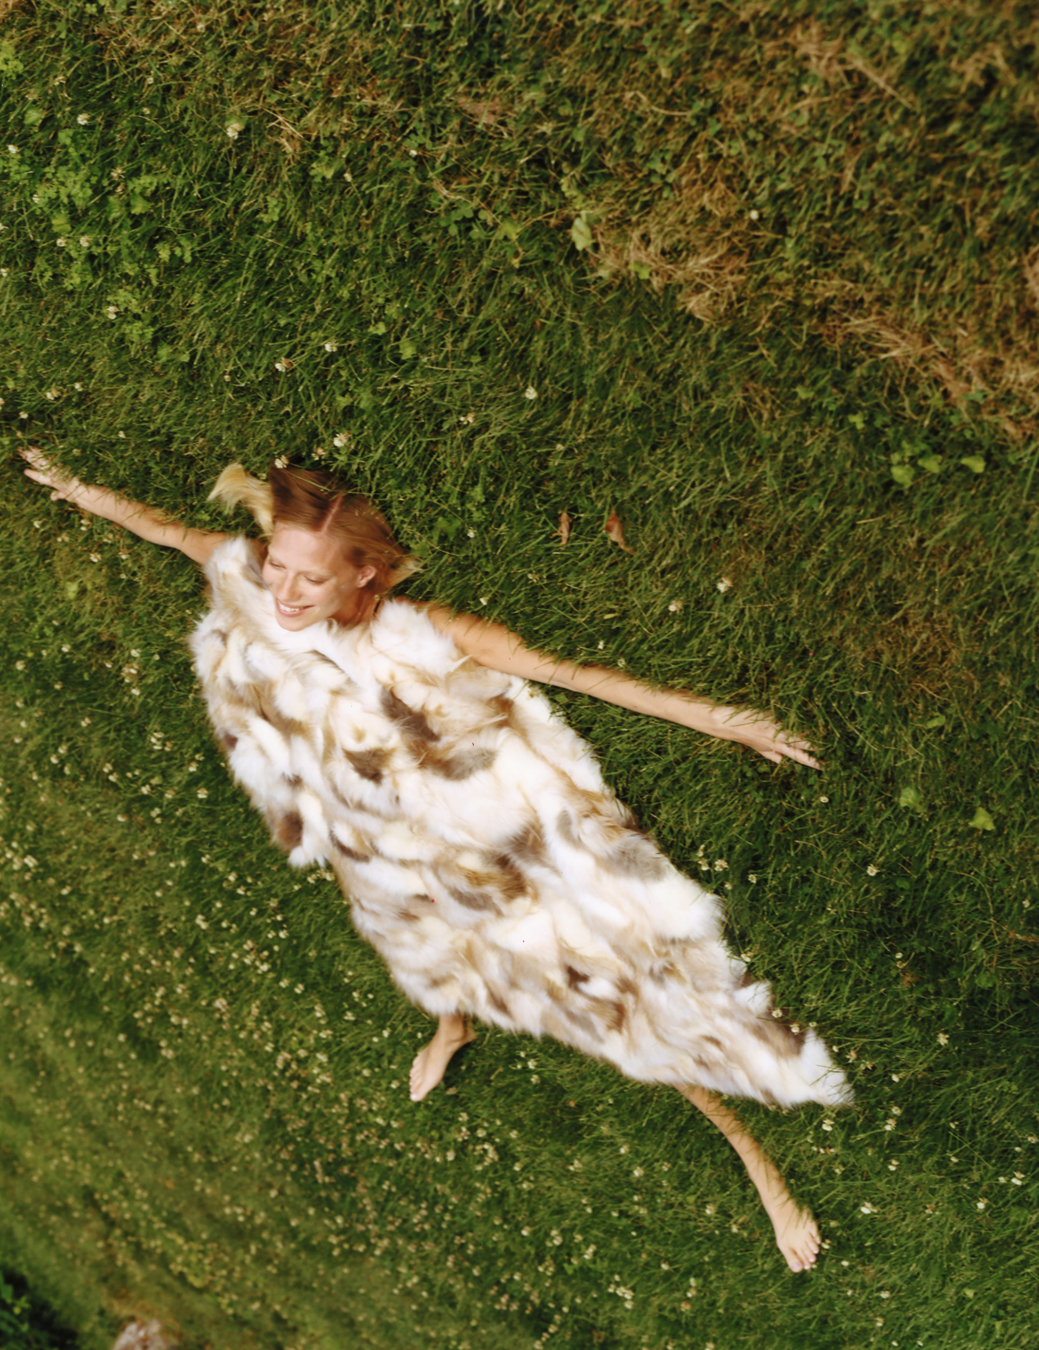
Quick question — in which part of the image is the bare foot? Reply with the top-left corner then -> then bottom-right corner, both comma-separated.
759,1186 -> 821,1273
409,1015 -> 475,1102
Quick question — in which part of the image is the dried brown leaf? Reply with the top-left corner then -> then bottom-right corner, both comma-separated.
557,510 -> 572,547
604,511 -> 634,554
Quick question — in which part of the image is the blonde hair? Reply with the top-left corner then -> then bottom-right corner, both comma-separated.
209,462 -> 420,623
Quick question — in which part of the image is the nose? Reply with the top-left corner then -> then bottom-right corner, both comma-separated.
273,573 -> 302,604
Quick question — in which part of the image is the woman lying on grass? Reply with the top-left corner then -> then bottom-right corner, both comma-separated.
22,448 -> 850,1273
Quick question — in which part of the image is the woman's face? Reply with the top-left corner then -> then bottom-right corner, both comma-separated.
261,525 -> 376,630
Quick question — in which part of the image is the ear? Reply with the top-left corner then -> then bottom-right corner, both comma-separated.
357,564 -> 378,588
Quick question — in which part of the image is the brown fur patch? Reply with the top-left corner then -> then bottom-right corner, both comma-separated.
565,964 -> 588,989
344,747 -> 390,783
380,688 -> 439,742
330,832 -> 369,863
449,885 -> 503,916
425,746 -> 497,780
274,812 -> 303,850
219,730 -> 238,750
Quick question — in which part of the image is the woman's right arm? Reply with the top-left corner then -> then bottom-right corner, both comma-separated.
21,448 -> 232,567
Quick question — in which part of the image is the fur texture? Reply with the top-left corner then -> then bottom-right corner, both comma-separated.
191,538 -> 851,1109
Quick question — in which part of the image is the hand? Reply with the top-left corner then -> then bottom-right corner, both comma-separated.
20,447 -> 88,505
715,706 -> 822,769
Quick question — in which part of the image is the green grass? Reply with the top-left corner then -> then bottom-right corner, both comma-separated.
1,2 -> 1038,1347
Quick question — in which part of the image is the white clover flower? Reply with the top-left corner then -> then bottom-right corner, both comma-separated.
976,1198 -> 987,1210
74,382 -> 82,390
226,121 -> 244,140
523,385 -> 538,400
274,358 -> 290,373
818,794 -> 829,803
821,1118 -> 834,1132
79,235 -> 90,247
18,411 -> 28,418
324,340 -> 338,352
716,577 -> 733,593
332,433 -> 348,448
8,144 -> 19,155
879,1290 -> 890,1299
748,873 -> 757,883
713,859 -> 728,870
885,1117 -> 897,1131
937,1031 -> 949,1046
867,864 -> 879,876
76,113 -> 90,125
668,599 -> 683,613
749,209 -> 760,220
56,237 -> 66,247
196,787 -> 208,799
0,268 -> 7,277
1012,1173 -> 1024,1185
106,305 -> 119,318
860,1202 -> 876,1214
704,1203 -> 716,1215
274,455 -> 288,468
45,387 -> 60,400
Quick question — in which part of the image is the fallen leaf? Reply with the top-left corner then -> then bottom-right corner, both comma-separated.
968,807 -> 995,831
557,511 -> 571,546
604,511 -> 634,554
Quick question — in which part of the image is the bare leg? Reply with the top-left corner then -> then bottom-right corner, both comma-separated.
679,1084 -> 821,1273
409,1013 -> 476,1103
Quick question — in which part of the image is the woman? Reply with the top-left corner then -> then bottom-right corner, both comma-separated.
22,449 -> 849,1273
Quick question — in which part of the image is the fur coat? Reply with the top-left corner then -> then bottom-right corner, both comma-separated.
191,538 -> 851,1110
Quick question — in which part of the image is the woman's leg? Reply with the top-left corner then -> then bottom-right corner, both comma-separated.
678,1084 -> 821,1273
409,1012 -> 476,1102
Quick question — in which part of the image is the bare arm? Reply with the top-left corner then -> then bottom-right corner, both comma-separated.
21,448 -> 231,567
421,603 -> 820,769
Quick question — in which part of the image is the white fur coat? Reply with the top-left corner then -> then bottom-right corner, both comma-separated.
191,538 -> 851,1109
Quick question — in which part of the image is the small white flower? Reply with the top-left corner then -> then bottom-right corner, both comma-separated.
860,1202 -> 876,1214
56,237 -> 66,247
716,577 -> 733,593
106,305 -> 119,318
332,433 -> 348,447
226,121 -> 244,140
818,794 -> 829,803
0,268 -> 7,277
74,382 -> 82,390
8,144 -> 19,154
1011,1173 -> 1024,1185
45,387 -> 60,400
459,411 -> 475,424
704,1204 -> 716,1215
668,599 -> 683,613
937,1031 -> 949,1046
976,1198 -> 987,1210
324,340 -> 338,352
274,358 -> 290,373
76,112 -> 90,125
523,385 -> 538,400
749,209 -> 760,220
891,1073 -> 900,1082
197,787 -> 208,799
466,527 -> 476,538
478,596 -> 489,607
821,1118 -> 834,1132
713,859 -> 728,870
80,235 -> 91,247
274,455 -> 288,468
879,1290 -> 890,1299
867,864 -> 879,876
19,410 -> 29,418
885,1118 -> 897,1131
747,873 -> 757,884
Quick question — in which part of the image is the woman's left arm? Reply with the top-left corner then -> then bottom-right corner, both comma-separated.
421,604 -> 820,769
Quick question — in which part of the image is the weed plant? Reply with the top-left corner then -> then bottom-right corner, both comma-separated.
1,3 -> 1037,1349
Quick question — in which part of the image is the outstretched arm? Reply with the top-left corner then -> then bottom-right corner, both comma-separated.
421,603 -> 820,769
21,449 -> 231,567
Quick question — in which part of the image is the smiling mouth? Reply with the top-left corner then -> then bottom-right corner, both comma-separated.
276,601 -> 310,617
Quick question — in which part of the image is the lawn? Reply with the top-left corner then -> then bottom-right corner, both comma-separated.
1,2 -> 1037,1348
